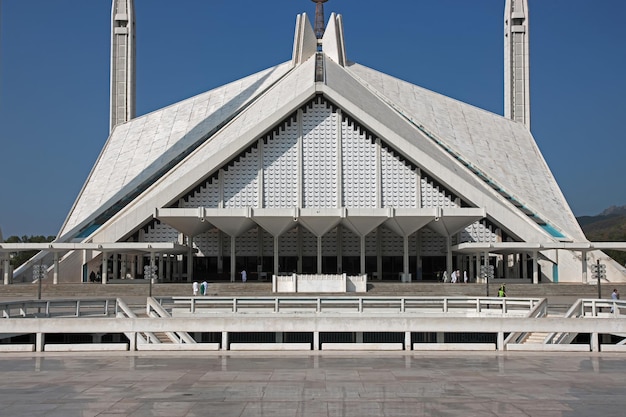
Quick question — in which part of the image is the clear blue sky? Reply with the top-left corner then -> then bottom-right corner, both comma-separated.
1,0 -> 625,238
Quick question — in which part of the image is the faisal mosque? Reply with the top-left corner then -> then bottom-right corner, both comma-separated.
3,0 -> 626,286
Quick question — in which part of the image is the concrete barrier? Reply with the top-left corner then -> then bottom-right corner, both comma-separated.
137,343 -> 220,351
506,344 -> 590,352
413,343 -> 496,351
229,343 -> 311,351
0,344 -> 34,352
44,343 -> 129,352
321,343 -> 404,351
599,345 -> 626,353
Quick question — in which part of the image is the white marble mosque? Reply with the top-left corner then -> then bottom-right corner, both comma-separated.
4,0 -> 626,285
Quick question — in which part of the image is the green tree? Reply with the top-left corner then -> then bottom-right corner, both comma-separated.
6,235 -> 56,268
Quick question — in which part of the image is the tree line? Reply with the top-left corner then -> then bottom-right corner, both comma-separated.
3,235 -> 56,268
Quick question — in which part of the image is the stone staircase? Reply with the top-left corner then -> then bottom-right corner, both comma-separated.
1,281 -> 621,306
521,332 -> 549,345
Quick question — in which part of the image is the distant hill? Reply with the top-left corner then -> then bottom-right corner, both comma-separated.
577,205 -> 626,265
577,205 -> 626,227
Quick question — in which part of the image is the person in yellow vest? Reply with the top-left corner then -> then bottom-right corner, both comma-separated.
498,284 -> 506,298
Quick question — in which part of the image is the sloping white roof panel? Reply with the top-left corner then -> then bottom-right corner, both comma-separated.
89,56 -> 318,244
345,62 -> 584,240
60,62 -> 293,237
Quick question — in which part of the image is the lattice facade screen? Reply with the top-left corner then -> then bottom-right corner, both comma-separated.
302,100 -> 339,208
342,118 -> 377,208
144,221 -> 178,243
263,118 -> 299,208
224,147 -> 259,208
381,149 -> 418,208
421,177 -> 459,208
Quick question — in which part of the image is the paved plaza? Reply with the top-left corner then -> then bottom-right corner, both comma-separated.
0,352 -> 625,416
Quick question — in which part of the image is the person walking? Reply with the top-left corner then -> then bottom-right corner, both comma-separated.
241,269 -> 247,283
192,281 -> 199,296
498,284 -> 506,298
611,288 -> 619,313
202,280 -> 208,295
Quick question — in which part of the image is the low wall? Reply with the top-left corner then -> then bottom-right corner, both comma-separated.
273,274 -> 367,293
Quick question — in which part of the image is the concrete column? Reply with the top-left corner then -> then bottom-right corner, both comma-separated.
3,258 -> 10,285
497,332 -> 505,351
129,332 -> 137,351
274,236 -> 280,276
376,228 -> 382,280
112,254 -> 118,280
187,235 -> 194,282
53,253 -> 59,285
313,331 -> 319,351
581,250 -> 588,282
276,332 -> 283,343
297,227 -> 302,274
121,255 -> 127,279
230,235 -> 236,282
356,332 -> 363,343
102,252 -> 108,284
404,331 -> 411,350
337,225 -> 343,274
130,255 -> 136,279
222,331 -> 229,351
150,252 -> 156,285
360,236 -> 366,275
436,332 -> 444,343
504,254 -> 509,278
158,254 -> 164,280
532,251 -> 539,284
317,236 -> 323,274
446,236 -> 453,276
138,254 -> 144,278
415,232 -> 422,281
403,235 -> 409,276
591,332 -> 599,352
475,253 -> 480,283
35,333 -> 44,352
166,255 -> 172,281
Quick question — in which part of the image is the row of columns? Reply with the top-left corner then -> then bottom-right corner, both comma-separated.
97,252 -> 187,284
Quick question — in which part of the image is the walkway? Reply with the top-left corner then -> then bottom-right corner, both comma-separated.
0,352 -> 624,416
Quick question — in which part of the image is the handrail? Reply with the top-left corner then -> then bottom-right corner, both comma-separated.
0,298 -> 117,318
545,299 -> 626,344
157,296 -> 544,316
115,298 -> 148,345
503,298 -> 548,346
146,297 -> 196,344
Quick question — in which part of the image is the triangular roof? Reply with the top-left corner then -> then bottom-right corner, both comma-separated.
58,11 -> 585,248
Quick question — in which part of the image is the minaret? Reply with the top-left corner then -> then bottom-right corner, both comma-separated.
312,0 -> 328,39
110,0 -> 136,132
504,0 -> 530,129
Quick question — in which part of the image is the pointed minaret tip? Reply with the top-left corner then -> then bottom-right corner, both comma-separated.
312,0 -> 329,39
110,0 -> 136,132
504,0 -> 530,129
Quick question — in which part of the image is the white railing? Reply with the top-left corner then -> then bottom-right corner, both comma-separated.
145,298 -> 195,344
157,296 -> 544,316
546,299 -> 626,344
502,298 -> 549,346
1,299 -> 117,318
